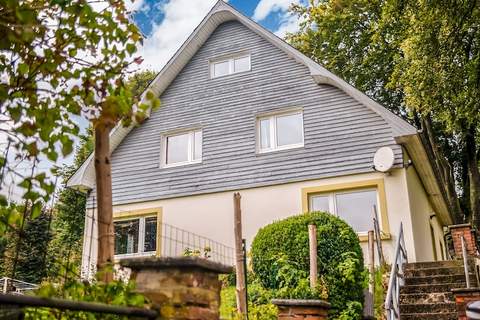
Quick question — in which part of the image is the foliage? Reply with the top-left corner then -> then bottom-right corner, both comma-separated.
0,203 -> 51,283
286,0 -> 480,226
251,212 -> 365,319
25,278 -> 148,319
271,254 -> 328,300
374,266 -> 387,320
13,209 -> 51,283
46,70 -> 156,280
219,284 -> 277,320
0,0 -> 159,276
183,246 -> 211,258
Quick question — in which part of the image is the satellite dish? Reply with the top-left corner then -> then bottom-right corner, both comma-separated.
373,147 -> 395,172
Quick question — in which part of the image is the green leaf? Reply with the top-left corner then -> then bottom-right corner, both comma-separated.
18,63 -> 29,75
126,43 -> 136,55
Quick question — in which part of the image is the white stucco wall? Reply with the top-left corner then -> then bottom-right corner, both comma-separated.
82,168 -> 444,275
404,165 -> 446,262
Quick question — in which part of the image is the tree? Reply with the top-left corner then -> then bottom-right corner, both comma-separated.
14,209 -> 51,283
287,0 -> 480,226
0,203 -> 50,284
47,70 -> 156,280
1,0 -> 159,282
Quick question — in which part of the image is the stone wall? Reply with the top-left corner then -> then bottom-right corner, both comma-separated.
121,257 -> 232,320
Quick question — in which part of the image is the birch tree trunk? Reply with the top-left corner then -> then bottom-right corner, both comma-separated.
94,120 -> 115,283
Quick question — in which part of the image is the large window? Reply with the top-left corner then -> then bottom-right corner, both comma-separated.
162,130 -> 202,167
210,54 -> 251,78
114,216 -> 157,257
309,189 -> 379,234
257,111 -> 304,153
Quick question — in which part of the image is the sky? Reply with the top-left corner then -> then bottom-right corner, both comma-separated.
132,0 -> 303,71
1,0 -> 304,202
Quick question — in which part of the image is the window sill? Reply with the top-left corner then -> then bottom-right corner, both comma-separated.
358,232 -> 391,242
114,252 -> 156,261
210,69 -> 251,80
161,160 -> 202,169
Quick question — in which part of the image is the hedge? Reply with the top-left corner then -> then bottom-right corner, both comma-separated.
251,211 -> 365,319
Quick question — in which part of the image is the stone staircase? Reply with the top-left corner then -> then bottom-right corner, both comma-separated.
400,260 -> 477,319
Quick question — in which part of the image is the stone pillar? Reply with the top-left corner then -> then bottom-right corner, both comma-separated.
449,224 -> 478,257
120,257 -> 232,320
452,288 -> 480,320
272,299 -> 330,320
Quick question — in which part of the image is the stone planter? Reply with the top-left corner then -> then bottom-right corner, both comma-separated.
271,299 -> 330,320
120,256 -> 232,320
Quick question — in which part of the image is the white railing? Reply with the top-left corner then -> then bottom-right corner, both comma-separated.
385,223 -> 408,320
461,235 -> 471,288
0,277 -> 38,294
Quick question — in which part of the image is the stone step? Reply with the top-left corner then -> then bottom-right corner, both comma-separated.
405,260 -> 465,270
401,282 -> 467,294
400,302 -> 457,314
404,273 -> 475,286
401,312 -> 457,320
400,292 -> 454,304
405,265 -> 474,278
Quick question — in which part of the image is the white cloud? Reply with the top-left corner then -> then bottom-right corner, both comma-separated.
137,0 -> 219,71
274,11 -> 301,37
126,0 -> 145,11
252,0 -> 298,22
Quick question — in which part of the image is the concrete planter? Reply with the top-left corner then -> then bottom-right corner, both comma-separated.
271,299 -> 330,320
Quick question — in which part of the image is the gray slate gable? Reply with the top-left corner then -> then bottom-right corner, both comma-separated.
87,21 -> 403,207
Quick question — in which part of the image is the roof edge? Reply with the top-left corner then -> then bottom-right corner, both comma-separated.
67,0 -> 418,190
396,133 -> 453,225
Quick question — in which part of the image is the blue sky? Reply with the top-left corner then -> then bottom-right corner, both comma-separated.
130,0 -> 303,71
132,0 -> 290,37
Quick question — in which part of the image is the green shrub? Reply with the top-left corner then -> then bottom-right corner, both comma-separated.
220,283 -> 278,320
251,212 -> 365,319
25,278 -> 148,319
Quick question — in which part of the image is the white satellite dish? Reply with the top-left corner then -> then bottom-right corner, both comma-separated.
373,147 -> 395,172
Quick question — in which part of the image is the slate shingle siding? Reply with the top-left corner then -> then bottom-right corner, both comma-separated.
87,21 -> 402,207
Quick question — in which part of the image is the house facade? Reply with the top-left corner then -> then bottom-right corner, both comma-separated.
68,1 -> 453,276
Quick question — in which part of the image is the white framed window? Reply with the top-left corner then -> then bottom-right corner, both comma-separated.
309,188 -> 379,234
162,129 -> 202,168
257,111 -> 304,153
114,216 -> 157,257
210,54 -> 251,78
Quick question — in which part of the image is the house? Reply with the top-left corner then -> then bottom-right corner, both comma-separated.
68,1 -> 454,276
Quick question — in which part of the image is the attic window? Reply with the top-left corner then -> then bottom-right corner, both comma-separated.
210,54 -> 250,78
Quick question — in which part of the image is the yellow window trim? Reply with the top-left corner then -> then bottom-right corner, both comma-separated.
113,207 -> 163,257
301,179 -> 391,242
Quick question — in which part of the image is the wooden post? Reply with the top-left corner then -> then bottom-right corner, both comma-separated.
373,205 -> 385,266
308,224 -> 317,288
233,193 -> 247,316
95,120 -> 115,283
368,230 -> 375,295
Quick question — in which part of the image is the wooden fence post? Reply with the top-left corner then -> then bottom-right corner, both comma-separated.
368,230 -> 375,295
308,224 -> 317,288
233,193 -> 247,317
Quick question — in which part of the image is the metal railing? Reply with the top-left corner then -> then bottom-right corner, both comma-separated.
385,223 -> 408,320
161,223 -> 235,266
0,293 -> 157,319
1,277 -> 37,294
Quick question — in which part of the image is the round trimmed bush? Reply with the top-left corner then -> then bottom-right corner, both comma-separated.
251,211 -> 365,319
